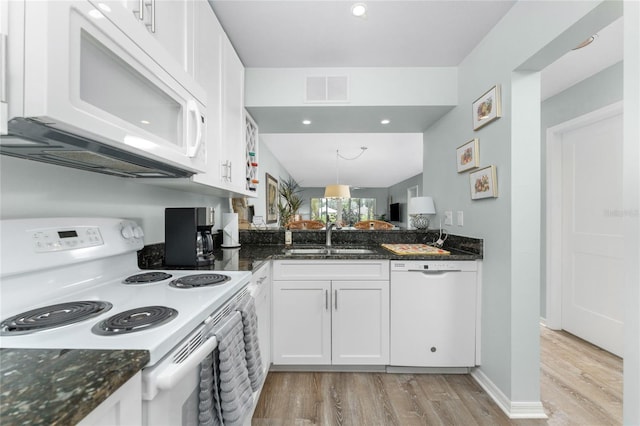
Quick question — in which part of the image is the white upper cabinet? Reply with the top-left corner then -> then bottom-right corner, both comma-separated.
219,35 -> 249,193
122,0 -> 193,75
190,0 -> 223,189
188,0 -> 256,197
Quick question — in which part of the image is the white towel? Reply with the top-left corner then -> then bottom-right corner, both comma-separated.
236,295 -> 264,391
214,312 -> 253,426
198,351 -> 223,426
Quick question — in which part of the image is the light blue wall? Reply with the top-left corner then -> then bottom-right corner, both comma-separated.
422,0 -> 619,405
539,61 -> 623,318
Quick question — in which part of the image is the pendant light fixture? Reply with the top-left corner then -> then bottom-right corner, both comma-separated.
324,147 -> 367,199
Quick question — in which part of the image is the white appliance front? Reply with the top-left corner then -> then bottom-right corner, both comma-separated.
9,0 -> 206,173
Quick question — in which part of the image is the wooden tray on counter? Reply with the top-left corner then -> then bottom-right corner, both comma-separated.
381,243 -> 450,255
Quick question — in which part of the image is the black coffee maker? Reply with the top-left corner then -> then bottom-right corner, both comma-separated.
165,207 -> 215,267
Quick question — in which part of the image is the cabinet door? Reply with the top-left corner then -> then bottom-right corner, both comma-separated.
253,263 -> 272,372
190,0 -> 223,188
123,0 -> 191,73
390,271 -> 477,367
272,280 -> 331,365
77,372 -> 141,426
332,280 -> 389,365
220,35 -> 245,189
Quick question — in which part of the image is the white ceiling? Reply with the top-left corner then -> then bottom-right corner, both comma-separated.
210,1 -> 624,189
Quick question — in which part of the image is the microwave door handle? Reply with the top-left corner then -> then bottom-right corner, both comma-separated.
186,99 -> 203,158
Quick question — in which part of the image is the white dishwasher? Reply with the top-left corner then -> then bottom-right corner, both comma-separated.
390,260 -> 480,367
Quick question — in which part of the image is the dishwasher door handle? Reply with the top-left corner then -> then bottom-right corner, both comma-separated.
405,269 -> 462,274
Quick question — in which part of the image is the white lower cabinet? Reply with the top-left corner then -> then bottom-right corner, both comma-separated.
78,371 -> 142,426
331,280 -> 390,365
252,262 -> 272,372
272,260 -> 390,366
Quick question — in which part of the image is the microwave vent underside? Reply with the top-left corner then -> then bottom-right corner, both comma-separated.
43,150 -> 163,176
2,118 -> 194,178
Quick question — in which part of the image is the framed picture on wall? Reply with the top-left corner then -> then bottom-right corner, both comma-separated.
472,85 -> 502,130
266,173 -> 278,223
456,138 -> 479,172
469,165 -> 498,199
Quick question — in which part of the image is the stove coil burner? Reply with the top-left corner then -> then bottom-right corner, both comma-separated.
0,301 -> 113,335
92,306 -> 178,335
169,273 -> 231,289
123,272 -> 173,284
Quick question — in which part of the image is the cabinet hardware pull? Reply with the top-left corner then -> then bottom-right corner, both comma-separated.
0,34 -> 6,103
135,0 -> 144,20
144,0 -> 155,33
325,290 -> 328,310
334,289 -> 338,310
150,0 -> 156,33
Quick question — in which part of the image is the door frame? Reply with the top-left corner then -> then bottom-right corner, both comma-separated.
545,101 -> 623,329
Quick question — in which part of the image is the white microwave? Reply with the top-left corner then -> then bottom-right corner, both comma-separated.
1,0 -> 207,178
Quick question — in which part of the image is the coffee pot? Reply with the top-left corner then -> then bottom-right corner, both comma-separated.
165,207 -> 215,267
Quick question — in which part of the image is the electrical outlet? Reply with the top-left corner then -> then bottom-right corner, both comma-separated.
444,211 -> 453,226
457,211 -> 464,226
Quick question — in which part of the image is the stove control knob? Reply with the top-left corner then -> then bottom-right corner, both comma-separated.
133,226 -> 144,239
121,225 -> 134,239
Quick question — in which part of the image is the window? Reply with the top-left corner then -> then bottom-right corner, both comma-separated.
310,198 -> 377,227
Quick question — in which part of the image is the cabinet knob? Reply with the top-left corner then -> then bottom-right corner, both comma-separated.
430,347 -> 437,353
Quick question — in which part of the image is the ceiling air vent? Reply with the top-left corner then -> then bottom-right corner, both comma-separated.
305,75 -> 349,103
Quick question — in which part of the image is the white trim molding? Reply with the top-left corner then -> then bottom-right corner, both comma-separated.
471,369 -> 548,419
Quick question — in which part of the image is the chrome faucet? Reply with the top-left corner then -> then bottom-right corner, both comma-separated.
326,222 -> 337,247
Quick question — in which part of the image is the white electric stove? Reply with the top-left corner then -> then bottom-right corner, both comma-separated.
0,217 -> 259,425
0,217 -> 251,363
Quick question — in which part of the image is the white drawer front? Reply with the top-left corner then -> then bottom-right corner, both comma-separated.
273,260 -> 389,281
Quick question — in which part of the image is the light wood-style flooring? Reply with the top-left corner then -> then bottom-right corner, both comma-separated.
252,326 -> 622,425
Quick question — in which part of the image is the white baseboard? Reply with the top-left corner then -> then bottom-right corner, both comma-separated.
470,369 -> 548,419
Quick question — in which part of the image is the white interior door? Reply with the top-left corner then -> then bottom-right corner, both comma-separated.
560,111 -> 624,356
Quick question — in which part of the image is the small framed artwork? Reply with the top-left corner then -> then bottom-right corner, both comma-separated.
472,85 -> 502,130
265,173 -> 278,223
456,139 -> 479,173
470,165 -> 498,200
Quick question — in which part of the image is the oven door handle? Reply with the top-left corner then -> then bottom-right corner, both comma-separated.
142,335 -> 218,400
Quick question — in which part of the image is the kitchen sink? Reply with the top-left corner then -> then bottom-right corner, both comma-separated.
285,248 -> 328,255
329,248 -> 375,254
284,247 -> 375,255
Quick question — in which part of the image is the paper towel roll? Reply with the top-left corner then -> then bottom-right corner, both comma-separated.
222,213 -> 240,247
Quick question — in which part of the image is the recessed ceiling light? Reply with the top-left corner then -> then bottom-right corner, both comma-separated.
140,120 -> 150,125
380,119 -> 390,125
302,119 -> 311,125
351,3 -> 367,18
572,34 -> 598,50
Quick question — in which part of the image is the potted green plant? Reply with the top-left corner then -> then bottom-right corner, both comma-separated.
278,176 -> 303,228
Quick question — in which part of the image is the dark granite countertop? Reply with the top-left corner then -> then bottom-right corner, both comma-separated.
0,348 -> 149,426
139,229 -> 482,272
